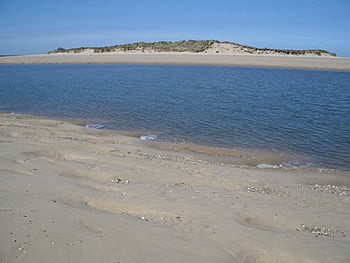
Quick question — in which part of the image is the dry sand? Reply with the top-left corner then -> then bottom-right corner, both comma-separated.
0,113 -> 350,263
1,53 -> 350,71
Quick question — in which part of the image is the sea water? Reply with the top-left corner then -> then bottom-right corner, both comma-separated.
0,64 -> 349,170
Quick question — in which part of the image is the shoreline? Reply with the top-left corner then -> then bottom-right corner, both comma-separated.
1,112 -> 350,262
1,112 -> 342,173
1,53 -> 350,71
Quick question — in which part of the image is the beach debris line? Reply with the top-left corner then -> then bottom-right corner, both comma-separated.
246,186 -> 275,194
297,184 -> 350,197
86,123 -> 105,129
297,224 -> 346,238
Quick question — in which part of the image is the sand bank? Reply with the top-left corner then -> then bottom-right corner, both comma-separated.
0,113 -> 349,262
1,53 -> 350,71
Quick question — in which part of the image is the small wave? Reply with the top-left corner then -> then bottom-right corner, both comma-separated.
140,135 -> 158,141
86,123 -> 105,129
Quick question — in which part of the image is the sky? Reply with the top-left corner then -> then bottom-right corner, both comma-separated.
1,0 -> 350,56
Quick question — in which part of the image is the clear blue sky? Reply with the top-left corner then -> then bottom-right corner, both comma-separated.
1,0 -> 350,56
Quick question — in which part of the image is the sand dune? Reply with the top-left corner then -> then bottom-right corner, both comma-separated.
1,53 -> 350,71
0,113 -> 350,262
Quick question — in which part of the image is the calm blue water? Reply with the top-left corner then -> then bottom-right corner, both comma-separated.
0,64 -> 349,170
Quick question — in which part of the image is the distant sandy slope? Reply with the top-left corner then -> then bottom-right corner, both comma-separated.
0,113 -> 350,263
1,53 -> 350,71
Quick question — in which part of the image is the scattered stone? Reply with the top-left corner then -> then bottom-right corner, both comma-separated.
112,178 -> 129,185
168,182 -> 192,188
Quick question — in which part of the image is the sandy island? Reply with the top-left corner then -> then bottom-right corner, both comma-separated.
1,53 -> 350,71
0,113 -> 349,262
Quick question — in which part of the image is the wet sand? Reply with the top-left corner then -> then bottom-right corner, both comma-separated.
0,113 -> 349,262
1,53 -> 350,71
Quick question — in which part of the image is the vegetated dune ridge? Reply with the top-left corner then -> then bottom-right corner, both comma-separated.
0,112 -> 349,263
48,40 -> 336,57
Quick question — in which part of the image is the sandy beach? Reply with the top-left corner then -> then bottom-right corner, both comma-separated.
1,53 -> 350,71
0,113 -> 349,262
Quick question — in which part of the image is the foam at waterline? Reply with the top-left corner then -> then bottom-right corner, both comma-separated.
257,161 -> 319,170
256,163 -> 279,169
86,123 -> 105,129
140,135 -> 158,141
